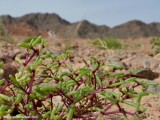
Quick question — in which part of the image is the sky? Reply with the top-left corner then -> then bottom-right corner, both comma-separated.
0,0 -> 160,27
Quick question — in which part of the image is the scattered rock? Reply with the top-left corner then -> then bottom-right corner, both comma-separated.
147,85 -> 160,93
133,68 -> 159,80
0,45 -> 21,63
2,63 -> 18,80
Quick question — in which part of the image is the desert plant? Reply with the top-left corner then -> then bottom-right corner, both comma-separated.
0,19 -> 14,43
50,34 -> 74,53
91,38 -> 122,49
0,36 -> 158,120
151,37 -> 160,46
151,37 -> 160,55
58,39 -> 74,52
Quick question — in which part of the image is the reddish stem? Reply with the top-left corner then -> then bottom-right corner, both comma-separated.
23,49 -> 39,66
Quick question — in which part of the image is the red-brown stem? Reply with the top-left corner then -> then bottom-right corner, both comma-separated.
58,89 -> 74,103
41,64 -> 55,76
23,49 -> 39,66
50,94 -> 53,110
32,99 -> 41,116
0,81 -> 9,93
26,70 -> 35,104
117,102 -> 127,117
28,70 -> 35,94
68,75 -> 80,86
103,103 -> 113,112
93,73 -> 97,89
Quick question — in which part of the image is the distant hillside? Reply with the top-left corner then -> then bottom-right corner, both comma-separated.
110,20 -> 160,38
68,20 -> 110,38
0,13 -> 160,39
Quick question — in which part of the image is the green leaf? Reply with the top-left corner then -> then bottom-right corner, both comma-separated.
32,57 -> 42,70
90,56 -> 97,62
122,100 -> 138,108
75,71 -> 88,81
43,78 -> 54,83
53,77 -> 62,81
105,63 -> 124,69
110,77 -> 136,87
16,67 -> 24,79
103,92 -> 116,104
0,105 -> 7,116
37,73 -> 48,77
53,115 -> 61,120
107,90 -> 121,101
32,36 -> 42,47
136,92 -> 149,110
67,105 -> 75,120
67,91 -> 77,96
24,103 -> 33,110
30,92 -> 36,99
75,91 -> 83,102
15,94 -> 23,104
88,106 -> 102,112
82,59 -> 88,65
96,73 -> 102,87
66,81 -> 76,89
39,86 -> 58,92
0,79 -> 5,85
42,111 -> 51,118
0,94 -> 12,102
18,42 -> 31,49
59,72 -> 71,79
86,71 -> 92,86
0,68 -> 4,74
0,61 -> 4,68
79,86 -> 94,94
50,107 -> 58,119
26,66 -> 32,72
97,114 -> 103,120
15,56 -> 23,63
110,72 -> 124,78
110,81 -> 125,87
6,106 -> 15,114
9,74 -> 21,86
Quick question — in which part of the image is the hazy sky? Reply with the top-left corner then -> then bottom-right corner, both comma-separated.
0,0 -> 160,27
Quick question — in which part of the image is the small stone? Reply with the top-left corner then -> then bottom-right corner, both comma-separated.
133,68 -> 159,80
2,63 -> 18,80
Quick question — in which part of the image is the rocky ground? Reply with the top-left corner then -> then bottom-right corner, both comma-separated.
0,36 -> 160,120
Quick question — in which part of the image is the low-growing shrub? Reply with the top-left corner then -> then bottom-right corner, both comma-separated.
0,36 -> 158,120
0,19 -> 14,43
91,38 -> 122,49
151,37 -> 160,46
151,37 -> 160,55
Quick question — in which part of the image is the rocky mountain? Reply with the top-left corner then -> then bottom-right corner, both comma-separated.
67,20 -> 110,38
0,13 -> 160,39
110,20 -> 160,38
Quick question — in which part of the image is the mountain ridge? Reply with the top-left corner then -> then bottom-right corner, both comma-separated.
0,13 -> 160,39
